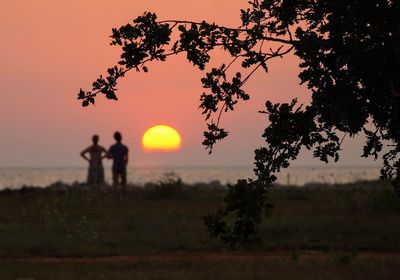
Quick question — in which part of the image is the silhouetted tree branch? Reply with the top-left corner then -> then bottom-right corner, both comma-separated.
78,0 -> 400,247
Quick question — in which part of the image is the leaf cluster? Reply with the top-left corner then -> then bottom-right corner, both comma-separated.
204,179 -> 272,247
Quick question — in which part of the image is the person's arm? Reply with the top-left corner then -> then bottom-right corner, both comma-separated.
124,148 -> 129,166
101,147 -> 111,159
80,147 -> 90,162
107,146 -> 113,159
124,153 -> 129,166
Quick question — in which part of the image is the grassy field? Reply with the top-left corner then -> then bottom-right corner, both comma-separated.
1,179 -> 400,279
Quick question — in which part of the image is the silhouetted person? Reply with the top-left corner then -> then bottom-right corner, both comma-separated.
80,135 -> 108,187
109,131 -> 129,188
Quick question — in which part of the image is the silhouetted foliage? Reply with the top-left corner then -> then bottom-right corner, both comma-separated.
144,173 -> 184,199
79,0 -> 400,246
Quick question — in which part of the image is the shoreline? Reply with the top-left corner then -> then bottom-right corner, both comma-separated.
0,166 -> 381,190
0,179 -> 389,194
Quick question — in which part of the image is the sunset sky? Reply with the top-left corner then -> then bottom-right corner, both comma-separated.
0,0 -> 378,168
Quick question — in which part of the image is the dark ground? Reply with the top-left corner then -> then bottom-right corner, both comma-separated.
0,179 -> 399,279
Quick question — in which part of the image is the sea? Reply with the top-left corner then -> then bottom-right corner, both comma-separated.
0,166 -> 381,190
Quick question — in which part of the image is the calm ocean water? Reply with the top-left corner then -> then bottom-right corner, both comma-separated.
0,166 -> 381,190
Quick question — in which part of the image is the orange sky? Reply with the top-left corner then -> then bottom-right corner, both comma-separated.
0,0 -> 376,168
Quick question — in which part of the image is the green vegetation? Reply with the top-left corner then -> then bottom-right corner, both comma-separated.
1,180 -> 400,278
0,180 -> 399,257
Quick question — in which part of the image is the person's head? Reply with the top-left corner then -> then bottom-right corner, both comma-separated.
92,134 -> 99,145
114,131 -> 122,143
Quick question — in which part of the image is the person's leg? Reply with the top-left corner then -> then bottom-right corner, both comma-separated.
112,169 -> 118,188
121,169 -> 127,190
87,166 -> 92,186
99,166 -> 105,184
87,166 -> 96,189
97,166 -> 105,191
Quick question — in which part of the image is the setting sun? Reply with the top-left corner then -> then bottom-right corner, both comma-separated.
142,125 -> 182,152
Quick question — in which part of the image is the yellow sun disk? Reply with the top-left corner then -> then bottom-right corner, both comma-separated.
142,125 -> 181,152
